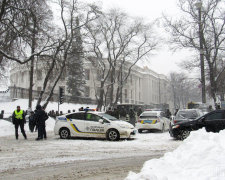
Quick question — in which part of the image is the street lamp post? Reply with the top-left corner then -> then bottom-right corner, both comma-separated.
195,0 -> 206,103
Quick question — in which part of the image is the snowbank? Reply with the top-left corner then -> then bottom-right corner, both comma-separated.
126,129 -> 225,180
0,120 -> 15,136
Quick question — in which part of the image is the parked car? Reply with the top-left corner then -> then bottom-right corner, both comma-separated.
136,111 -> 170,133
169,109 -> 203,138
170,110 -> 225,140
54,111 -> 136,141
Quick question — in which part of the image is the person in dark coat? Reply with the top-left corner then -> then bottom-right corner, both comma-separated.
29,111 -> 36,132
34,105 -> 48,140
165,109 -> 172,119
137,107 -> 143,116
42,106 -> 48,139
12,106 -> 27,140
129,108 -> 136,126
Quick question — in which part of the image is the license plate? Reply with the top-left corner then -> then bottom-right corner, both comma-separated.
144,120 -> 152,124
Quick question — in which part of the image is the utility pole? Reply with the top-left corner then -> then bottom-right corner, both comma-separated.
196,0 -> 206,103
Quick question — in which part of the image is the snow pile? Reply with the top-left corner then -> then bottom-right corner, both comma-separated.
0,120 -> 15,137
126,129 -> 225,180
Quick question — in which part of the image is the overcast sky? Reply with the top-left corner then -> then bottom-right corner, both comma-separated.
84,0 -> 197,76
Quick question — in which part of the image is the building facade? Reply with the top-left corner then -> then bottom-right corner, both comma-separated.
10,59 -> 171,107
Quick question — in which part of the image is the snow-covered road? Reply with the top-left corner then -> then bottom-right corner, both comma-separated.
0,119 -> 181,179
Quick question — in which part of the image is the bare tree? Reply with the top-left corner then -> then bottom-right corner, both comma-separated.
36,0 -> 100,108
85,9 -> 158,109
169,72 -> 201,109
0,0 -> 54,108
0,0 -> 53,65
163,0 -> 225,105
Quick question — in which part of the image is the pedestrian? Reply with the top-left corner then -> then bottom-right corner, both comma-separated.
208,105 -> 213,112
165,109 -> 172,119
174,109 -> 179,116
34,105 -> 48,141
129,108 -> 136,126
137,107 -> 143,116
113,108 -> 120,119
79,107 -> 84,111
12,106 -> 27,140
84,107 -> 89,112
29,111 -> 36,132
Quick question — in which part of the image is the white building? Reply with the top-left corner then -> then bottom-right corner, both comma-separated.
10,59 -> 171,107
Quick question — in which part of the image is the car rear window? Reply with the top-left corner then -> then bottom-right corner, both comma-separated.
140,112 -> 158,119
176,110 -> 198,120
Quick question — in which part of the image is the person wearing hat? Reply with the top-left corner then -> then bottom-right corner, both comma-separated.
12,106 -> 27,140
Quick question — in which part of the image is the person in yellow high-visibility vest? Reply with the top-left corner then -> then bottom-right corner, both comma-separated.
12,106 -> 27,140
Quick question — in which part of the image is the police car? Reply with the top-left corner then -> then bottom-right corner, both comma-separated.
136,111 -> 170,133
54,110 -> 136,141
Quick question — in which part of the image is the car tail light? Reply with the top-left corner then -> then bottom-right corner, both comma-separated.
174,120 -> 177,124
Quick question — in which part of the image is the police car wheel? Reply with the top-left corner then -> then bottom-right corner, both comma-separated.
138,129 -> 143,133
107,129 -> 120,141
161,124 -> 165,133
59,128 -> 70,139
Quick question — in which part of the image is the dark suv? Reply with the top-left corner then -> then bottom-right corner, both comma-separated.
170,110 -> 225,140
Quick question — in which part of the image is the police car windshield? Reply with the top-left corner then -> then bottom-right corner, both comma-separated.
100,113 -> 118,121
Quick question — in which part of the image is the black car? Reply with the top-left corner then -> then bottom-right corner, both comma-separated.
170,110 -> 225,140
169,109 -> 203,138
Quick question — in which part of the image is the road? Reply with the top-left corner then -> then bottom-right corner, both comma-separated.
0,155 -> 164,180
0,130 -> 181,180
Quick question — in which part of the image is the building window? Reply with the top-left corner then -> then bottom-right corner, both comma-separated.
85,86 -> 90,97
37,70 -> 42,81
85,69 -> 90,80
97,70 -> 102,81
21,72 -> 25,83
125,89 -> 128,99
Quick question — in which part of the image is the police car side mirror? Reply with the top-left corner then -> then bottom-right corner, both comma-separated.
99,119 -> 104,124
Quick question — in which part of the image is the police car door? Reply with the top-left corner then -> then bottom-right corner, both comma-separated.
66,113 -> 86,136
84,113 -> 105,137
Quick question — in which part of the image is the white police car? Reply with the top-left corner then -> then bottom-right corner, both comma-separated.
54,111 -> 136,141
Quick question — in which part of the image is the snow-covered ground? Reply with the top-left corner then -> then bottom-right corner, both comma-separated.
0,118 -> 180,173
126,129 -> 225,180
0,99 -> 181,176
0,99 -> 97,118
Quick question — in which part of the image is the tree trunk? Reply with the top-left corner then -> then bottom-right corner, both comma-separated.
28,16 -> 37,109
109,67 -> 115,106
